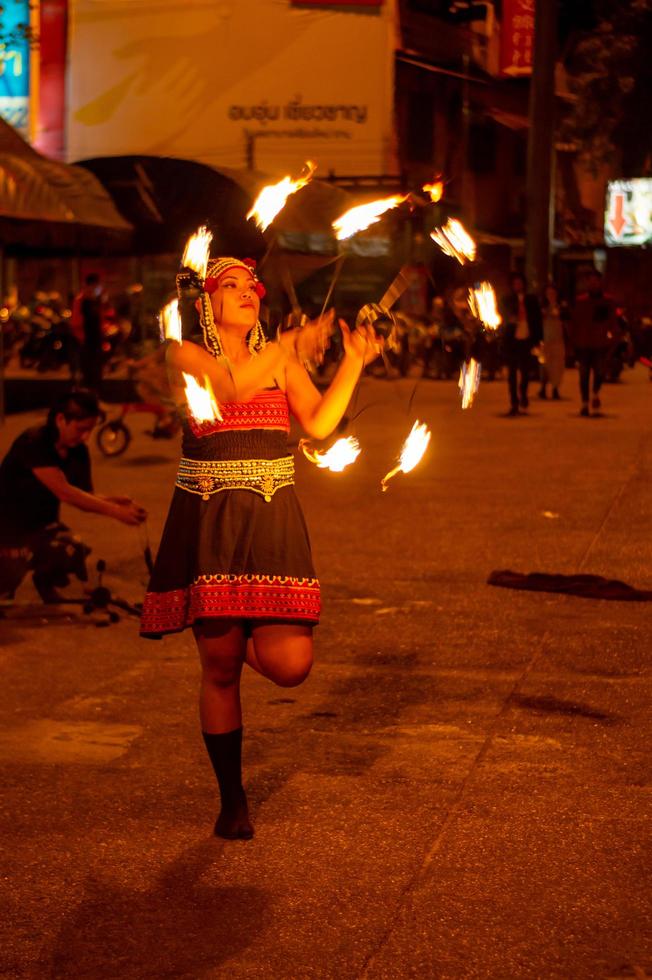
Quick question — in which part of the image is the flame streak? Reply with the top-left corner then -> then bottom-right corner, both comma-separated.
247,160 -> 316,231
332,195 -> 407,241
422,179 -> 444,203
381,420 -> 431,491
160,298 -> 182,343
459,358 -> 482,410
181,372 -> 222,422
299,436 -> 361,473
468,282 -> 502,331
182,226 -> 213,280
430,218 -> 476,264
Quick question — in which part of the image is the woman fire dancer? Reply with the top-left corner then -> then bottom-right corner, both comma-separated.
140,257 -> 383,840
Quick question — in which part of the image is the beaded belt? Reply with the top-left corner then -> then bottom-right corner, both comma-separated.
176,455 -> 294,502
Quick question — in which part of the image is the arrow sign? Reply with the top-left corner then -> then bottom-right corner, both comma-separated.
609,192 -> 627,238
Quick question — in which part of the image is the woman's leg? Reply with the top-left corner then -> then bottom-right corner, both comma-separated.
193,619 -> 253,839
249,622 -> 314,688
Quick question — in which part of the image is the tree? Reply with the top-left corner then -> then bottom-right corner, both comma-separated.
561,0 -> 652,175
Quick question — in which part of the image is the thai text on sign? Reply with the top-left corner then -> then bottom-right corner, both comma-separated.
500,0 -> 534,77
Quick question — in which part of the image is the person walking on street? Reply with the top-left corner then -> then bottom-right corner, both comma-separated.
499,273 -> 542,416
567,269 -> 619,417
76,273 -> 105,392
538,283 -> 567,401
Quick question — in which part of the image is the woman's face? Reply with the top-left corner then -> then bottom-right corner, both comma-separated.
210,267 -> 260,330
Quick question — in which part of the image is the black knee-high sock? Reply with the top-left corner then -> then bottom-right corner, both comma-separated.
202,728 -> 253,839
202,728 -> 245,807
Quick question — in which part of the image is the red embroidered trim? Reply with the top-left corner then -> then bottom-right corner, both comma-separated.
189,390 -> 290,437
140,573 -> 320,634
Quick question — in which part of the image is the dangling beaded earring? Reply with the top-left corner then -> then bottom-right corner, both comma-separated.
199,291 -> 223,358
247,319 -> 267,356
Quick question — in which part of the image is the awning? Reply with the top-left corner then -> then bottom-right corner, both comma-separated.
78,155 -> 353,253
0,118 -> 132,252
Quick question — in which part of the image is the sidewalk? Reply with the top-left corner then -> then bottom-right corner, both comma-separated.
1,369 -> 650,979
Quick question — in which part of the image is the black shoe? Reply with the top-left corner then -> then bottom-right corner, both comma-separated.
214,789 -> 254,840
591,396 -> 601,411
520,395 -> 529,409
552,388 -> 560,400
538,388 -> 547,400
580,405 -> 590,417
507,406 -> 521,416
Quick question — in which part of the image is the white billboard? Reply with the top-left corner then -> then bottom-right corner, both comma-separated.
605,179 -> 652,247
67,0 -> 397,178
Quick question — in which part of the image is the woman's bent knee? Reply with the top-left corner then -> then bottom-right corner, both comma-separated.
272,653 -> 313,688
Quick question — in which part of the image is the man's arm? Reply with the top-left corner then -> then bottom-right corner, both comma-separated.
32,468 -> 146,525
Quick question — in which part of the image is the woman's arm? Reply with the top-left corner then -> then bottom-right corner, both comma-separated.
166,313 -> 334,404
166,338 -> 295,404
286,320 -> 382,440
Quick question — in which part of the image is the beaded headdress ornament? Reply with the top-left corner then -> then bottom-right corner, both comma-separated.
199,257 -> 267,358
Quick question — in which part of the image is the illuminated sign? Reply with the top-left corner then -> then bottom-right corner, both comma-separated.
68,0 -> 395,178
500,0 -> 534,77
605,179 -> 652,247
0,0 -> 31,136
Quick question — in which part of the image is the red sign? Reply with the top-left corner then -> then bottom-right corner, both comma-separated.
500,0 -> 534,77
291,1 -> 382,6
36,0 -> 68,159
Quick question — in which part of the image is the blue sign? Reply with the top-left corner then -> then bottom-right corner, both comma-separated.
0,0 -> 31,136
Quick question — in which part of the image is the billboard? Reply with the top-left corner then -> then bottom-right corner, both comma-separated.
67,0 -> 396,178
605,179 -> 652,247
500,0 -> 534,77
0,0 -> 31,137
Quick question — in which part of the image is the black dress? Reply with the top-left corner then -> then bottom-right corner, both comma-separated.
140,388 -> 320,637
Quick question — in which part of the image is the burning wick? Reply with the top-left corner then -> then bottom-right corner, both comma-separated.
459,358 -> 482,410
422,178 -> 444,203
381,420 -> 431,492
182,372 -> 222,423
430,218 -> 476,264
247,160 -> 317,231
182,226 -> 213,280
468,282 -> 502,331
332,195 -> 407,241
299,436 -> 361,473
160,298 -> 182,343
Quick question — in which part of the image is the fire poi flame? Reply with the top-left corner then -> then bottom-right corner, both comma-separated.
459,358 -> 482,410
332,195 -> 407,241
468,282 -> 502,331
422,178 -> 444,203
182,372 -> 222,423
247,160 -> 317,231
160,298 -> 182,343
381,420 -> 431,491
299,436 -> 361,473
430,218 -> 476,264
182,226 -> 213,280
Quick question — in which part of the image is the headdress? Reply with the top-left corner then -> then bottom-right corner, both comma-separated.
204,257 -> 266,299
190,256 -> 267,358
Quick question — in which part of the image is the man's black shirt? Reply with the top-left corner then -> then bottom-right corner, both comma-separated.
0,426 -> 92,544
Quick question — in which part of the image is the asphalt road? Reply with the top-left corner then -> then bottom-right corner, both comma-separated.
1,369 -> 650,979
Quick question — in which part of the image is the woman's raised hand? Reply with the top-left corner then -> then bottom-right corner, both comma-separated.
339,318 -> 385,366
295,308 -> 335,367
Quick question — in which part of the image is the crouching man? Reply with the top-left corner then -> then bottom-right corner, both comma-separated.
0,388 -> 146,602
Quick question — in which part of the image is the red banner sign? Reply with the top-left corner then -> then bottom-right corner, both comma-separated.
500,0 -> 534,77
36,0 -> 68,159
291,1 -> 382,6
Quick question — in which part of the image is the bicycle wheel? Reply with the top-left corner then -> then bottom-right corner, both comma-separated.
96,420 -> 131,457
